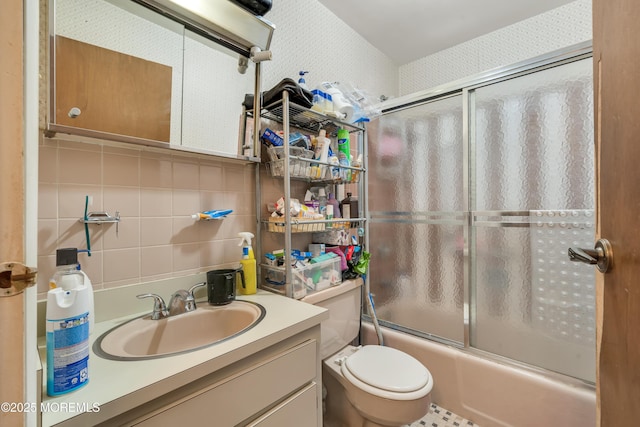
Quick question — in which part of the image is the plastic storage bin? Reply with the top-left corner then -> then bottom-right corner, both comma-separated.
263,255 -> 342,299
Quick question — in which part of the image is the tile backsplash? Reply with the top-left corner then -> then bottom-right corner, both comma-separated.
37,136 -> 256,298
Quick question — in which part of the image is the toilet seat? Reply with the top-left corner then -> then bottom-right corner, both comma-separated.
340,345 -> 433,401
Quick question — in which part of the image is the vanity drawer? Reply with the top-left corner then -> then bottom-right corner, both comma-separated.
133,339 -> 317,426
247,382 -> 317,427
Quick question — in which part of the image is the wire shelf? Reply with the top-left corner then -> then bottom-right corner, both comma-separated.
253,100 -> 363,136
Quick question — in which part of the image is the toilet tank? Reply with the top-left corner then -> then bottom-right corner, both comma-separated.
301,279 -> 363,359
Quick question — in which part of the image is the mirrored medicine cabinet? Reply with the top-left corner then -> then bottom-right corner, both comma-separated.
46,0 -> 269,160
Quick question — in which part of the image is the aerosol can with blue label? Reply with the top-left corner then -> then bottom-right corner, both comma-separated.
46,248 -> 92,396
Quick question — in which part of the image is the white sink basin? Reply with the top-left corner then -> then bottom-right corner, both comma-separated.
94,301 -> 265,360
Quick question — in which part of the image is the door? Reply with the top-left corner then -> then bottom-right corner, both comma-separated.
0,0 -> 26,426
367,55 -> 596,383
593,0 -> 640,425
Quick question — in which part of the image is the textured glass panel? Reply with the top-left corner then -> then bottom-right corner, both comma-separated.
369,222 -> 464,343
475,58 -> 594,211
472,218 -> 595,382
368,95 -> 464,213
472,58 -> 595,382
367,95 -> 465,343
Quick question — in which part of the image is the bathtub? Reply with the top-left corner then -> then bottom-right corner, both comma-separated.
360,323 -> 596,427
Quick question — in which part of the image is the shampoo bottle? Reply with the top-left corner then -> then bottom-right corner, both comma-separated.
238,232 -> 257,295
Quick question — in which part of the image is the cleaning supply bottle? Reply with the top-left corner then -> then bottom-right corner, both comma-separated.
46,248 -> 92,396
238,232 -> 257,295
49,248 -> 94,333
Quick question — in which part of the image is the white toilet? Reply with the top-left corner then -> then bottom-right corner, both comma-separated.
302,280 -> 433,427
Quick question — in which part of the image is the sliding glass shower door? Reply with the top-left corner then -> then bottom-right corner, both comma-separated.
368,94 -> 466,344
367,52 -> 595,382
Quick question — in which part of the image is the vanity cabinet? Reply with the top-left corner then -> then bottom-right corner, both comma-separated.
131,340 -> 318,426
88,327 -> 323,427
54,35 -> 172,143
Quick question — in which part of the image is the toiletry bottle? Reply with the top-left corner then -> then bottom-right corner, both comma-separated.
340,192 -> 359,226
46,248 -> 91,396
328,192 -> 341,218
238,232 -> 257,295
316,129 -> 331,178
317,188 -> 328,218
326,204 -> 334,228
49,248 -> 94,334
298,71 -> 309,90
337,128 -> 351,162
337,128 -> 352,181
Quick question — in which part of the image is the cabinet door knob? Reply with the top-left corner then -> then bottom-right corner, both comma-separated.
68,107 -> 81,118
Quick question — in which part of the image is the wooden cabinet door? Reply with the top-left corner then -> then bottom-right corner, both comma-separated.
54,35 -> 172,142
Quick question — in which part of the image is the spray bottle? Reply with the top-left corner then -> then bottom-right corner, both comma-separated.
238,232 -> 257,295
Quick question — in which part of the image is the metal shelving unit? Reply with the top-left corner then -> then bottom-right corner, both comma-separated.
251,91 -> 368,298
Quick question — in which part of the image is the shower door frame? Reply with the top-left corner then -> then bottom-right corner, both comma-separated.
363,40 -> 596,387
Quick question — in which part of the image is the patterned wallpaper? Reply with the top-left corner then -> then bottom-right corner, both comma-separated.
263,0 -> 399,102
54,0 -> 591,128
399,0 -> 592,96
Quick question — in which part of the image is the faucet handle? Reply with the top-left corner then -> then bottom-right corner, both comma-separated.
185,282 -> 207,312
137,293 -> 169,320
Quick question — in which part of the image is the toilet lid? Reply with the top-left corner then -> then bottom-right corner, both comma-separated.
343,345 -> 429,393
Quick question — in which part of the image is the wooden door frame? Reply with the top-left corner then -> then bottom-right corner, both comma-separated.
0,0 -> 26,425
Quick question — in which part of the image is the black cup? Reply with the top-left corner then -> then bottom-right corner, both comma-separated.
206,268 -> 244,305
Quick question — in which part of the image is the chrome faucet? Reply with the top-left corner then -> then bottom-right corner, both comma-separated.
168,282 -> 207,316
137,293 -> 169,320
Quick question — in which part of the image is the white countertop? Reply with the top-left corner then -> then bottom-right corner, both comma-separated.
38,289 -> 328,426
